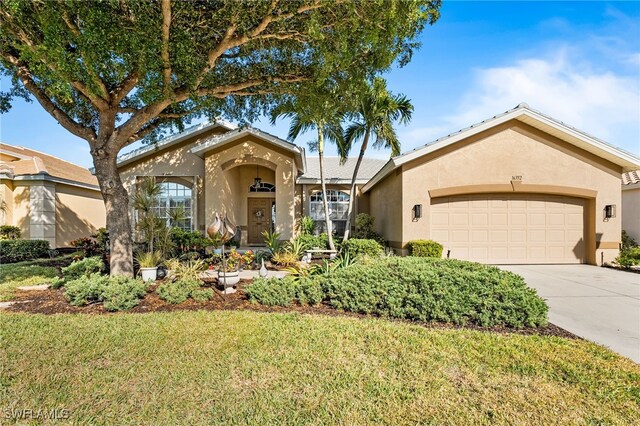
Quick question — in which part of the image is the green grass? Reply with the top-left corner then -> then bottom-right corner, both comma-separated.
0,264 -> 59,302
0,254 -> 76,301
1,311 -> 638,425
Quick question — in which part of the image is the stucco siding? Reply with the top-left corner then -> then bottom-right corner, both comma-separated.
55,184 -> 105,247
398,121 -> 622,264
368,170 -> 403,248
622,186 -> 640,242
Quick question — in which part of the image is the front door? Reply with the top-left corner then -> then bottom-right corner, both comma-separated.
248,198 -> 274,244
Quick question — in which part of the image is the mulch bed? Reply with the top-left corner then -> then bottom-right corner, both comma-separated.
6,280 -> 579,340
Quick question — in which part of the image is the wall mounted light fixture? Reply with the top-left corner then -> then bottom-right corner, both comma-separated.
603,204 -> 616,221
412,204 -> 422,221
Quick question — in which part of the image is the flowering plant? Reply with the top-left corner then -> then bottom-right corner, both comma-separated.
242,250 -> 255,268
219,249 -> 243,272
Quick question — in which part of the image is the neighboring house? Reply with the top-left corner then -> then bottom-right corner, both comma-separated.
0,143 -> 105,248
363,103 -> 639,265
622,170 -> 640,243
116,103 -> 639,265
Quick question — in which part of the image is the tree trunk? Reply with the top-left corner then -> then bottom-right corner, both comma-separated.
342,130 -> 370,242
92,147 -> 134,277
317,128 -> 335,251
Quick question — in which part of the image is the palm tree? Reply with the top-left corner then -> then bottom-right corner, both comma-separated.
341,78 -> 413,241
271,93 -> 344,251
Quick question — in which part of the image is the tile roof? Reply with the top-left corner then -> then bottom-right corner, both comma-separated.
0,143 -> 98,187
622,170 -> 640,185
300,157 -> 388,182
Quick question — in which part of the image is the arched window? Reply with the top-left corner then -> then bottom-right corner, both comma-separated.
153,182 -> 193,230
309,190 -> 350,235
249,182 -> 276,192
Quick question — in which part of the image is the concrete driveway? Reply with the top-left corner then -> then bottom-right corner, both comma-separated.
500,265 -> 640,363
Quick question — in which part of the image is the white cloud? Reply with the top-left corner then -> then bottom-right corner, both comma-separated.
401,49 -> 640,155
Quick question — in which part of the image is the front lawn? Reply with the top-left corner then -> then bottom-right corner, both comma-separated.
1,311 -> 639,425
0,263 -> 59,302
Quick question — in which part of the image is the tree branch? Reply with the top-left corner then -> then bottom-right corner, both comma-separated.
161,0 -> 172,93
111,71 -> 139,105
3,53 -> 97,142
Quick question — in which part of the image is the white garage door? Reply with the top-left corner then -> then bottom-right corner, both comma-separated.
431,193 -> 585,264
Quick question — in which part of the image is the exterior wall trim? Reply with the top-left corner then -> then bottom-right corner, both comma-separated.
428,184 -> 598,199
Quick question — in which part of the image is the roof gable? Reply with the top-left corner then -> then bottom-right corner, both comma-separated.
191,127 -> 306,173
363,103 -> 640,193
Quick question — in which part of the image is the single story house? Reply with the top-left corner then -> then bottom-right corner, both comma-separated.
622,171 -> 639,243
110,103 -> 637,265
0,143 -> 105,248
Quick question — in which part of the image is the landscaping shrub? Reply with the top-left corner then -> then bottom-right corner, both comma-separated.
614,247 -> 640,268
341,238 -> 383,258
272,251 -> 299,267
191,288 -> 214,302
61,256 -> 103,281
322,257 -> 548,328
0,239 -> 49,263
0,225 -> 21,240
170,228 -> 211,256
70,228 -> 109,258
157,279 -> 201,304
621,230 -> 638,251
246,276 -> 322,306
101,276 -> 148,311
406,240 -> 443,258
353,213 -> 386,245
296,233 -> 328,250
64,273 -> 109,306
64,273 -> 147,311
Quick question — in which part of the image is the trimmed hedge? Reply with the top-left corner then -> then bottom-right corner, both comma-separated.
247,257 -> 548,328
246,276 -> 323,306
296,233 -> 329,250
157,279 -> 201,304
61,256 -> 104,281
406,240 -> 443,258
341,239 -> 383,258
0,239 -> 50,263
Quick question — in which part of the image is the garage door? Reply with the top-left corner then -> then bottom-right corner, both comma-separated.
431,193 -> 585,264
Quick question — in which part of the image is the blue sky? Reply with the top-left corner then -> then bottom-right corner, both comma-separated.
1,1 -> 639,168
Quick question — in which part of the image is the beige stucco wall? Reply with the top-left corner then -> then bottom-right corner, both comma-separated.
55,183 -> 106,247
0,179 -> 14,226
622,185 -> 640,243
118,128 -> 227,232
11,184 -> 30,239
368,170 -> 403,247
368,120 -> 623,264
204,135 -> 298,243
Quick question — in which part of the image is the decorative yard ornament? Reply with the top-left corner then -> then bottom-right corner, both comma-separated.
208,212 -> 238,295
259,259 -> 268,278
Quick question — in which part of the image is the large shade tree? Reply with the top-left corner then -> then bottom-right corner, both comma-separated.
0,0 -> 440,275
341,77 -> 413,241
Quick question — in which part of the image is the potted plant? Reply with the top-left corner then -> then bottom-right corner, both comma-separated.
137,251 -> 161,281
218,249 -> 243,288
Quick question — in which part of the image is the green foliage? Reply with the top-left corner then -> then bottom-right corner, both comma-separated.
286,238 -> 307,259
64,273 -> 147,311
621,230 -> 638,251
352,214 -> 385,245
406,240 -> 443,258
247,276 -> 323,306
0,239 -> 49,263
101,276 -> 148,311
298,216 -> 316,235
170,228 -> 211,256
136,251 -> 162,268
62,256 -> 104,281
272,251 -> 299,267
191,288 -> 214,302
341,239 -> 383,258
69,228 -> 110,258
64,273 -> 109,307
262,230 -> 283,255
157,279 -> 201,304
0,225 -> 21,240
296,233 -> 328,250
614,247 -> 640,268
165,258 -> 207,281
322,258 -> 548,328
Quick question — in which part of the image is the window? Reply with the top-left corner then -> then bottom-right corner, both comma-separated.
152,182 -> 193,230
249,182 -> 275,192
309,190 -> 350,235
